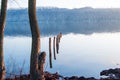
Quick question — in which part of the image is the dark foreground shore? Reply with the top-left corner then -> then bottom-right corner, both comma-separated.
5,68 -> 120,80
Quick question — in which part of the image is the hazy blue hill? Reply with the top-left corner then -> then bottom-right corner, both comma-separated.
5,7 -> 120,36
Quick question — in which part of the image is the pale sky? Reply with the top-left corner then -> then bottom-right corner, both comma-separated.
7,0 -> 120,9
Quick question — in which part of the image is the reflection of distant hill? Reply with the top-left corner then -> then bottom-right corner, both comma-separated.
5,7 -> 120,36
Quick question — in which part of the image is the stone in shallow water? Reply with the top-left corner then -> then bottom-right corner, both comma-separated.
100,68 -> 120,79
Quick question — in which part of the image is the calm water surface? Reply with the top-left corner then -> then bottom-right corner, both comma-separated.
4,33 -> 120,78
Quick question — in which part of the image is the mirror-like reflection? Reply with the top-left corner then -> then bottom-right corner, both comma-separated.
4,7 -> 120,78
5,8 -> 120,36
4,33 -> 120,78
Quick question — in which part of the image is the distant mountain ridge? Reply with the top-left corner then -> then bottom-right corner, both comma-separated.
5,7 -> 120,36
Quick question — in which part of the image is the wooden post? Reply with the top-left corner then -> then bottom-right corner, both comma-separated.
57,33 -> 62,43
28,0 -> 42,79
49,38 -> 52,68
56,33 -> 62,54
56,36 -> 59,54
53,37 -> 56,60
38,52 -> 46,80
0,0 -> 8,80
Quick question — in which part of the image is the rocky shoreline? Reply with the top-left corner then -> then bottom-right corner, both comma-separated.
5,68 -> 120,80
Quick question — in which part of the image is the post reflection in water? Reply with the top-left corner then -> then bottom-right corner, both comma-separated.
3,32 -> 120,78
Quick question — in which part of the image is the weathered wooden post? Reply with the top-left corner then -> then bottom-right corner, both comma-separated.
0,0 -> 8,79
28,0 -> 46,80
49,38 -> 52,68
38,52 -> 46,80
53,37 -> 56,60
57,33 -> 62,43
56,36 -> 59,54
56,33 -> 62,54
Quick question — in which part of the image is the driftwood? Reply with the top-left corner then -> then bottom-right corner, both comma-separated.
53,37 -> 56,60
38,52 -> 46,80
49,38 -> 52,68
